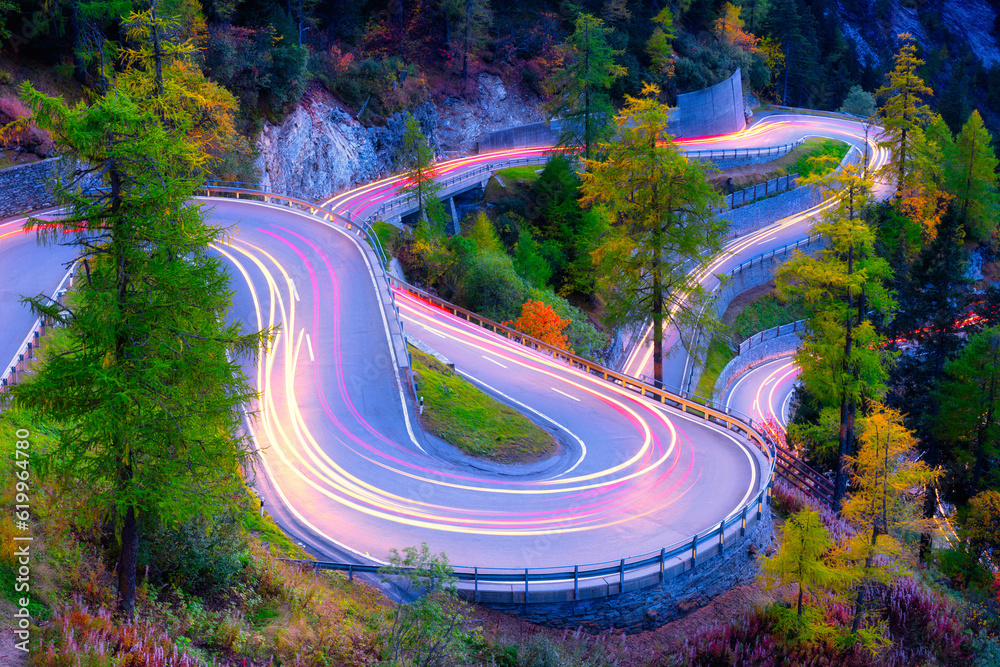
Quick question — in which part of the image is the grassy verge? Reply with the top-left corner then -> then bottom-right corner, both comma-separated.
369,219 -> 398,265
714,137 -> 850,191
731,292 -> 807,343
792,137 -> 851,179
495,165 -> 543,183
410,347 -> 556,463
483,165 -> 542,199
695,336 -> 736,400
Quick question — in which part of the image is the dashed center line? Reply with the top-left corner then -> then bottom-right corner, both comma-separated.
305,331 -> 315,362
551,387 -> 580,401
482,355 -> 508,368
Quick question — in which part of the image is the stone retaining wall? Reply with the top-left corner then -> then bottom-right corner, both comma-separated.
479,503 -> 773,633
0,159 -> 59,218
722,184 -> 823,239
0,157 -> 99,219
714,334 -> 802,402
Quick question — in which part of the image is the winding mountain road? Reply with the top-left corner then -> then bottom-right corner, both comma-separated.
0,111 -> 877,573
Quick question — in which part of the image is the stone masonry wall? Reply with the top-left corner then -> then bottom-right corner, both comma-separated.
0,158 -> 60,218
721,184 -> 823,239
714,333 -> 802,402
479,503 -> 773,633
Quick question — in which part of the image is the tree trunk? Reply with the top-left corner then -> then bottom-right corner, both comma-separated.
971,345 -> 998,495
70,1 -> 86,84
851,525 -> 879,633
151,0 -> 164,98
833,245 -> 856,512
118,496 -> 139,618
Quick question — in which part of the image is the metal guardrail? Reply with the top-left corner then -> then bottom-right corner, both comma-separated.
366,155 -> 550,222
726,174 -> 798,210
683,139 -> 803,162
682,233 -> 825,394
737,320 -> 806,355
0,265 -> 76,395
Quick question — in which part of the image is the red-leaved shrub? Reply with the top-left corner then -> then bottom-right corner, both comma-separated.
0,94 -> 54,157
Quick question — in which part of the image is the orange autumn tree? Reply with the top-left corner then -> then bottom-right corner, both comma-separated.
504,300 -> 572,352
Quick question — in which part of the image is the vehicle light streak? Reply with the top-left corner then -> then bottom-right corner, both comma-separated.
203,222 -> 764,540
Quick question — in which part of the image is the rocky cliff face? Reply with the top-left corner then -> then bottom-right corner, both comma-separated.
256,74 -> 545,199
256,85 -> 438,200
433,73 -> 547,156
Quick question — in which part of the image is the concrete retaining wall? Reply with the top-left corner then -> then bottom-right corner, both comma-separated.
476,121 -> 560,153
669,69 -> 746,138
479,503 -> 772,633
475,68 -> 747,151
683,235 -> 825,395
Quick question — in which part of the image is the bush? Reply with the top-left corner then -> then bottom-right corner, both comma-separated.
461,251 -> 528,322
203,24 -> 307,121
140,512 -> 248,598
0,94 -> 54,156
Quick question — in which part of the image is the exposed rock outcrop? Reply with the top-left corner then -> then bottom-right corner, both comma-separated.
256,85 -> 438,200
434,73 -> 547,156
255,74 -> 546,199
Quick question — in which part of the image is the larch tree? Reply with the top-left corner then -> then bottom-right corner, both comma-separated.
400,113 -> 447,231
838,404 -> 937,636
582,84 -> 726,388
763,508 -> 839,620
11,86 -> 265,617
948,109 -> 1000,243
8,8 -> 267,618
545,12 -> 625,162
777,156 -> 895,511
935,327 -> 1000,500
645,6 -> 676,80
876,33 -> 933,204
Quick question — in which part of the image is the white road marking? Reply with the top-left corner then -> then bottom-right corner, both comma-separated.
551,388 -> 580,402
459,370 -> 588,476
288,277 -> 300,302
305,331 -> 315,362
482,355 -> 508,368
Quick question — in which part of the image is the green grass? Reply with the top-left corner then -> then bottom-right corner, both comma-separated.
239,497 -> 311,559
495,165 -> 543,183
731,293 -> 807,343
369,219 -> 398,265
793,137 -> 851,180
695,336 -> 736,400
411,347 -> 556,463
484,165 -> 543,199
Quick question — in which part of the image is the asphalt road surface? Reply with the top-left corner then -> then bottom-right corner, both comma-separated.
0,111 -> 877,568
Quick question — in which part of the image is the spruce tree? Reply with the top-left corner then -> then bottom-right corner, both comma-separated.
544,12 -> 625,161
935,328 -> 1000,500
949,110 -> 1000,243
